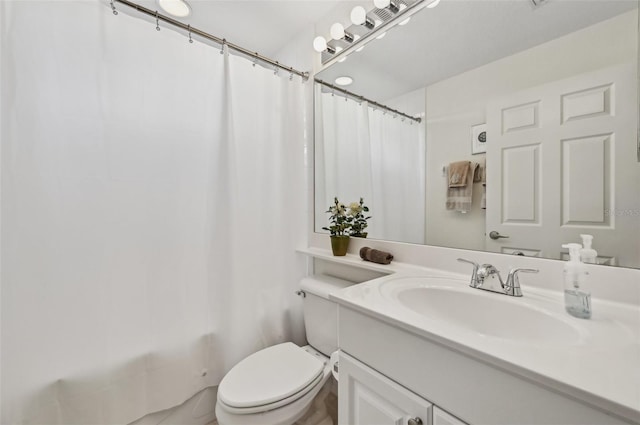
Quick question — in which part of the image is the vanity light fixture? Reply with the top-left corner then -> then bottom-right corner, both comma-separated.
335,76 -> 353,86
157,0 -> 191,17
427,0 -> 441,8
330,23 -> 355,43
313,36 -> 336,54
351,6 -> 375,29
374,0 -> 400,13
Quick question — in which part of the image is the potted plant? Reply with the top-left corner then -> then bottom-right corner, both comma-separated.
348,198 -> 371,238
322,197 -> 352,256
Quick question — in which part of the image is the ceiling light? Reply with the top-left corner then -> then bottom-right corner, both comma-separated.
157,0 -> 191,17
313,36 -> 335,54
356,45 -> 365,53
335,76 -> 353,86
376,32 -> 387,40
350,6 -> 375,29
374,0 -> 399,13
330,23 -> 354,43
330,23 -> 345,40
399,17 -> 410,25
427,0 -> 441,8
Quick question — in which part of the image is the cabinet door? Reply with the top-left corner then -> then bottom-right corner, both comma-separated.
433,406 -> 467,425
339,352 -> 432,425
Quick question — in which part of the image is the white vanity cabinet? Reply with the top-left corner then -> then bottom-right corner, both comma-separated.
337,306 -> 636,425
339,352 -> 433,425
432,407 -> 467,425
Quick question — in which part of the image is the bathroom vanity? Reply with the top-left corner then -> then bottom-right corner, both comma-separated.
301,248 -> 640,425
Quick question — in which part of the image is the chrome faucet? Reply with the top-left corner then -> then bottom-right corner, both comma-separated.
457,258 -> 538,297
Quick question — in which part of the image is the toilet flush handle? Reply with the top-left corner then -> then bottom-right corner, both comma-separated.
295,290 -> 306,298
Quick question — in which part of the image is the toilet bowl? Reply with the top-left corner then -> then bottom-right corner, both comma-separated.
215,343 -> 332,425
215,275 -> 352,425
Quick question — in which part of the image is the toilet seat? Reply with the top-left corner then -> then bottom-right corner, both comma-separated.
218,342 -> 326,415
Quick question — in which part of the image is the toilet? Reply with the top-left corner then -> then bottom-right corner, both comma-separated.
215,275 -> 352,425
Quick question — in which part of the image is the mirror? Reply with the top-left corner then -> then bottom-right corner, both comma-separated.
315,0 -> 640,268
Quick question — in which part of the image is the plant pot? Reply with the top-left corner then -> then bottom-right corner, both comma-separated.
351,232 -> 368,238
330,235 -> 350,256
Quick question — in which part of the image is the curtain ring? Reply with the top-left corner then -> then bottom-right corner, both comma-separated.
155,11 -> 160,31
110,0 -> 118,15
273,62 -> 279,75
188,25 -> 193,43
252,55 -> 258,67
220,39 -> 226,54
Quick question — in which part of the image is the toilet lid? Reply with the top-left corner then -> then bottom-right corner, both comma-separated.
218,342 -> 324,409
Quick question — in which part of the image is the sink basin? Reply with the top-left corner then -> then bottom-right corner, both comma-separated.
380,277 -> 583,344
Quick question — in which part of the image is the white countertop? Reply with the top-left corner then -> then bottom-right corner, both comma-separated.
299,248 -> 640,423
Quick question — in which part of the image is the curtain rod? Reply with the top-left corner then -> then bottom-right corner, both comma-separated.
315,79 -> 422,124
111,0 -> 309,81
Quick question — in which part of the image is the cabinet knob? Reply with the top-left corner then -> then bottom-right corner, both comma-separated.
408,417 -> 423,425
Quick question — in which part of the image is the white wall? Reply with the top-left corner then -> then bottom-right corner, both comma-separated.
424,10 -> 638,251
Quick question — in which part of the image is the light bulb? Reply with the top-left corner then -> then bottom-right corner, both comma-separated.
313,36 -> 328,53
330,23 -> 345,40
350,6 -> 367,25
374,0 -> 390,8
427,0 -> 441,8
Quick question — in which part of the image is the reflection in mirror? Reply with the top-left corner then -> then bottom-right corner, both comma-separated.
315,0 -> 640,268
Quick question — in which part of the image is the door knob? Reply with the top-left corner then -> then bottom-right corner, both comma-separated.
408,417 -> 423,425
489,231 -> 509,240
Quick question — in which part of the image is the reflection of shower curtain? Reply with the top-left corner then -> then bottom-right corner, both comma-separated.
316,87 -> 426,244
1,2 -> 306,424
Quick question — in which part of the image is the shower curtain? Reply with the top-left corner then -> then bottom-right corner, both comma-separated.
1,1 -> 307,424
315,86 -> 426,244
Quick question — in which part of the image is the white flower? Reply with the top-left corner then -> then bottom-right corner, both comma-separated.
348,202 -> 362,214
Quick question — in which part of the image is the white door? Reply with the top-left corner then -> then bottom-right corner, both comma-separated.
486,65 -> 639,266
338,352 -> 432,425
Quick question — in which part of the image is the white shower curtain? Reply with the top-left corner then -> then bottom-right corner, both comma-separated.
1,1 -> 307,424
315,87 -> 425,244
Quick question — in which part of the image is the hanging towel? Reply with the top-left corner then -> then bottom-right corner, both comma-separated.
448,161 -> 471,188
446,161 -> 479,213
480,159 -> 487,210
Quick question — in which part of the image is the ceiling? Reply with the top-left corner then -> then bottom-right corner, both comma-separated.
317,0 -> 638,103
118,0 -> 344,57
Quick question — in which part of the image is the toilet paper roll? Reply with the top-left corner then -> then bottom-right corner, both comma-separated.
329,350 -> 340,382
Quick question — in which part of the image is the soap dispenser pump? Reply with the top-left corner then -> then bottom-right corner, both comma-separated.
580,234 -> 598,264
562,243 -> 591,319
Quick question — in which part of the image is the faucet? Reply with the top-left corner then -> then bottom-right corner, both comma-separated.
457,258 -> 538,297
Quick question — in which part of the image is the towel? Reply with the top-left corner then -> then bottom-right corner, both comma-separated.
359,247 -> 394,265
446,161 -> 479,213
480,159 -> 487,210
448,161 -> 470,188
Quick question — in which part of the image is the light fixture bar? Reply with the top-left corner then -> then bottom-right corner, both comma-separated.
321,0 -> 427,69
113,0 -> 309,80
315,79 -> 421,124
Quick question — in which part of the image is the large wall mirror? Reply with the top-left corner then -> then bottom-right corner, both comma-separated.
314,0 -> 640,268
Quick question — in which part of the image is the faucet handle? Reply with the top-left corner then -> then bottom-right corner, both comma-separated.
457,258 -> 480,288
505,268 -> 539,297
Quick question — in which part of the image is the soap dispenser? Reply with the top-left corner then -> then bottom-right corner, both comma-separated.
580,234 -> 598,264
562,243 -> 591,319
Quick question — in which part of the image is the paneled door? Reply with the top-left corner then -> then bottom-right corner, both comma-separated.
486,64 -> 639,266
338,352 -> 432,425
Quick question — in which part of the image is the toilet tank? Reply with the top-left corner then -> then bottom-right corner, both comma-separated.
300,275 -> 353,356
